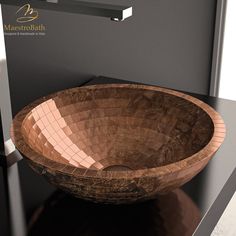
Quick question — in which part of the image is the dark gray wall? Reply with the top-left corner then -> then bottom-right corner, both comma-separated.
0,0 -> 217,222
2,0 -> 217,113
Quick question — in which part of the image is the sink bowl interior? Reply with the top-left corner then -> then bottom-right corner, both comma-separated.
20,85 -> 215,171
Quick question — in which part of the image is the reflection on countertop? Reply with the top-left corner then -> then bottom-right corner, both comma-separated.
28,189 -> 200,236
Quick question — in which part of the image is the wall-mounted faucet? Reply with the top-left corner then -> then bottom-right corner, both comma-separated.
0,0 -> 133,21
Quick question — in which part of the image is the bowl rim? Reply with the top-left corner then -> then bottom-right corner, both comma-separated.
11,83 -> 226,179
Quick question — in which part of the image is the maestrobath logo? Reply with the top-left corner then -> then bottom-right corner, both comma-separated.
16,4 -> 39,23
4,4 -> 46,36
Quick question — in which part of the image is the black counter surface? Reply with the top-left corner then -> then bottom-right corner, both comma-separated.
2,77 -> 236,236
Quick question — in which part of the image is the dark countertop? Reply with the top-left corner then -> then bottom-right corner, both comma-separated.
85,77 -> 236,235
2,76 -> 236,236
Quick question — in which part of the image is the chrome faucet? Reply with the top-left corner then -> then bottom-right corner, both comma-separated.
0,0 -> 133,21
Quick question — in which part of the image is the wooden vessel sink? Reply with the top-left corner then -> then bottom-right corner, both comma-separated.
11,84 -> 226,204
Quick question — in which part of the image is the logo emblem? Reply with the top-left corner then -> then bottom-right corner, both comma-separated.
16,4 -> 38,23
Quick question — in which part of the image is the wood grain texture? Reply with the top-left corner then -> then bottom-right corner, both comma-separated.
11,84 -> 226,204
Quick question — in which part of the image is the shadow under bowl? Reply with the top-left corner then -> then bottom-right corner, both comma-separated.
11,84 -> 226,204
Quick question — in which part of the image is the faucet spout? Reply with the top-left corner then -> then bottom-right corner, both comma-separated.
0,0 -> 133,21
